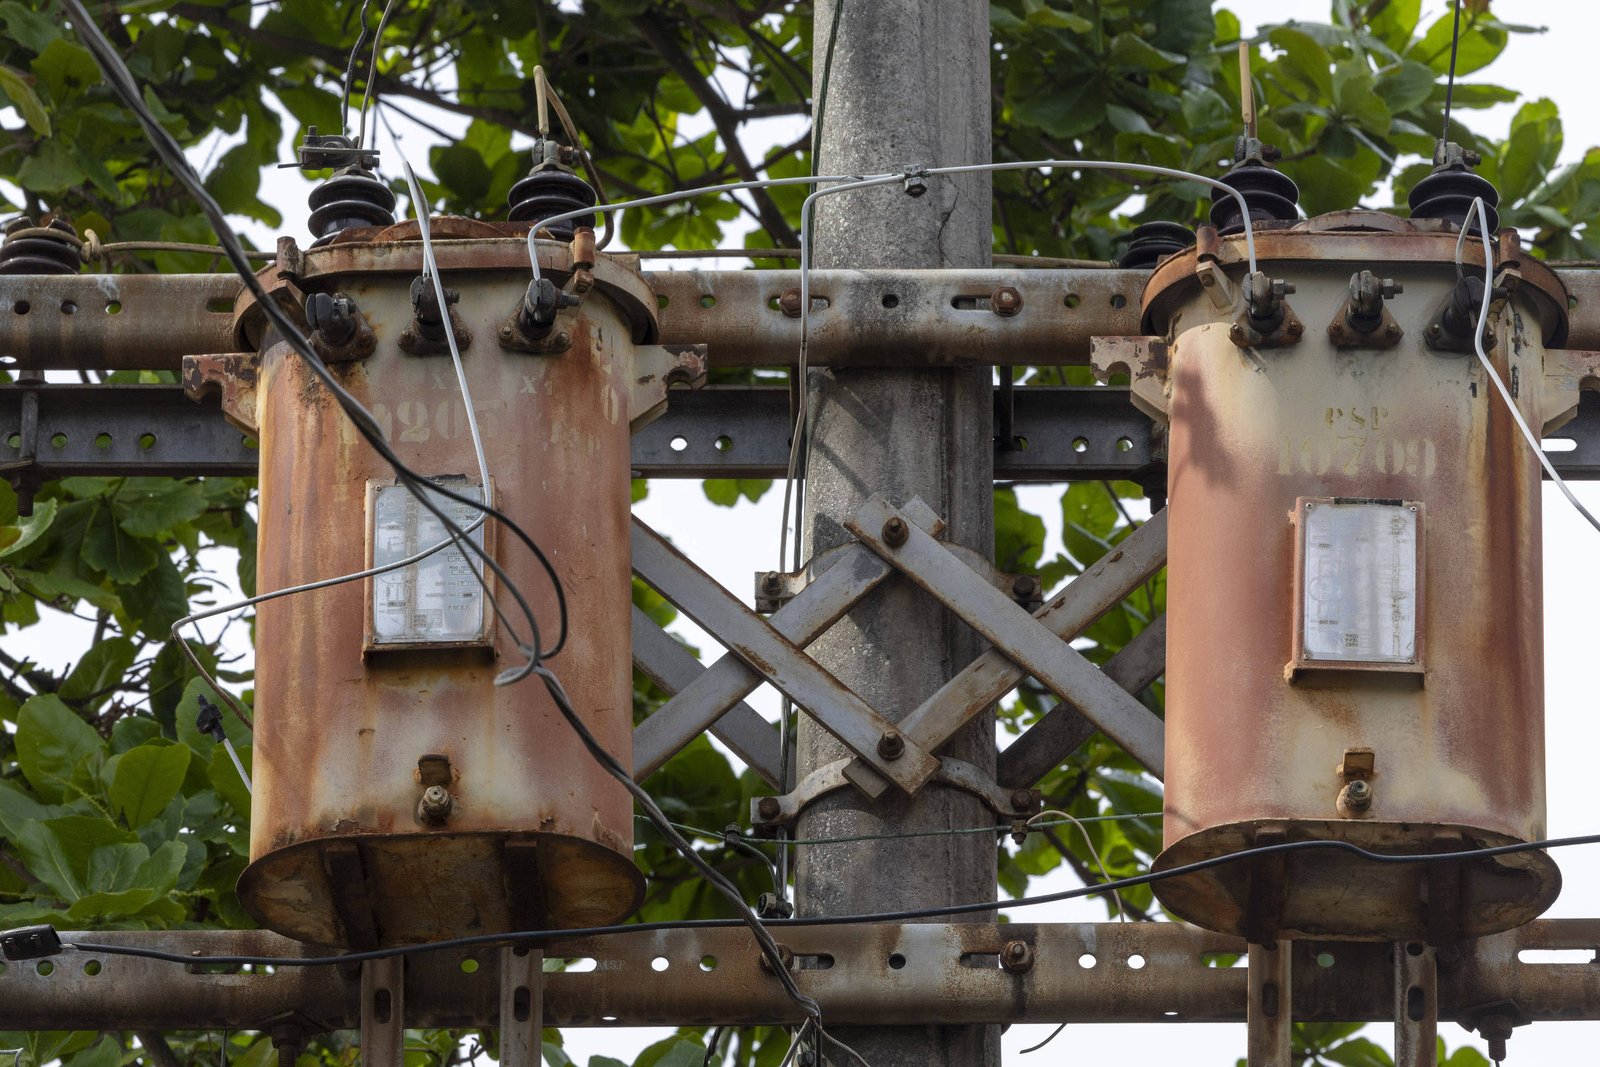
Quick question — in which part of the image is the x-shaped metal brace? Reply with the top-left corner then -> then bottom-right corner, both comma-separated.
629,495 -> 1168,814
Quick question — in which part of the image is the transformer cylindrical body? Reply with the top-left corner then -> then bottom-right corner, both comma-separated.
235,225 -> 665,947
1124,217 -> 1570,942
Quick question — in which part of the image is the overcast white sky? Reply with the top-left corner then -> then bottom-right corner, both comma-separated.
6,1 -> 1600,1063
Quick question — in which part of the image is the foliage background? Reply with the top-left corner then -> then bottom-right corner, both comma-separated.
0,0 -> 1582,1063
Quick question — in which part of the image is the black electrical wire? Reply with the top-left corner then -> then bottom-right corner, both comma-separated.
60,829 -> 1600,968
701,1026 -> 726,1067
1441,0 -> 1463,142
338,0 -> 376,136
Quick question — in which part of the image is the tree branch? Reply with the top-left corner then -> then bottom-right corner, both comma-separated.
136,1032 -> 184,1067
635,14 -> 801,246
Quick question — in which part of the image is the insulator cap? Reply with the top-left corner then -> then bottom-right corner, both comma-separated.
1408,165 -> 1500,233
307,167 -> 396,243
0,217 -> 81,275
507,167 -> 596,239
1116,221 -> 1196,269
1209,160 -> 1300,235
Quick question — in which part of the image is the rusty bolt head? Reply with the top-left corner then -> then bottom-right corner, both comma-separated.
1010,789 -> 1036,813
992,286 -> 1023,317
1001,940 -> 1035,974
1386,322 -> 1402,338
1337,778 -> 1373,816
756,796 -> 783,822
778,287 -> 803,318
1425,323 -> 1442,340
758,943 -> 796,974
554,331 -> 570,348
418,785 -> 453,824
877,730 -> 905,761
1011,574 -> 1039,601
1286,319 -> 1304,337
1229,323 -> 1246,344
761,571 -> 783,594
882,516 -> 909,547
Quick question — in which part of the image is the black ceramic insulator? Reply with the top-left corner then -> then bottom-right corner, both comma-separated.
307,168 -> 396,242
1408,166 -> 1500,232
507,168 -> 596,239
0,218 -> 80,275
1209,161 -> 1300,234
1116,221 -> 1196,269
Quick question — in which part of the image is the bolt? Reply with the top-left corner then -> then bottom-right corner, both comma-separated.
1338,778 -> 1373,815
1229,323 -> 1246,344
499,323 -> 515,339
756,796 -> 782,822
758,943 -> 795,974
1010,788 -> 1035,812
1286,319 -> 1303,337
903,173 -> 929,198
761,571 -> 783,594
778,287 -> 803,318
1011,574 -> 1039,601
554,331 -> 570,348
1426,323 -> 1442,340
1001,940 -> 1035,974
418,785 -> 453,824
877,730 -> 905,761
1386,322 -> 1402,339
882,516 -> 909,547
992,286 -> 1023,317
1478,1014 -> 1513,1063
1381,278 -> 1404,299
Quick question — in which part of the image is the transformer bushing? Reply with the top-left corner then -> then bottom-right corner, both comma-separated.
1409,140 -> 1501,233
202,217 -> 703,947
1116,221 -> 1196,269
508,138 -> 597,240
1210,137 -> 1300,235
0,217 -> 81,275
1096,212 -> 1579,943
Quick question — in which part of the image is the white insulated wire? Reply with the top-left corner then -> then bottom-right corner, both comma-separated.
1457,197 -> 1600,534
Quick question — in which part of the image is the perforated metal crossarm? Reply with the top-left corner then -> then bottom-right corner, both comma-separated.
844,497 -> 1167,780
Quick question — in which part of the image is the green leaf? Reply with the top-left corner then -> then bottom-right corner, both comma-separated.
209,742 -> 252,816
1366,0 -> 1422,51
0,0 -> 58,52
59,636 -> 136,707
110,742 -> 191,828
15,138 -> 85,195
127,552 -> 187,636
83,502 -> 159,582
432,144 -> 494,205
1012,80 -> 1106,139
15,693 -> 105,802
0,495 -> 55,559
176,675 -> 251,752
29,38 -> 100,101
116,478 -> 208,537
64,1037 -> 120,1067
0,778 -> 52,840
1105,33 -> 1185,72
15,816 -> 137,902
0,64 -> 49,135
1269,26 -> 1333,100
64,887 -> 158,922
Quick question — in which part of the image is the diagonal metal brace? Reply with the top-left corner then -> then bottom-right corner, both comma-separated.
630,605 -> 783,786
631,516 -> 940,796
632,500 -> 944,785
846,497 -> 1166,780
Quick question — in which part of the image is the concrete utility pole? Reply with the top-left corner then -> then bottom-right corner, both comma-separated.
795,2 -> 998,1064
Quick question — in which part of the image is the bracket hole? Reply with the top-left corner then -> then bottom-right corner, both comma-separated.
1543,437 -> 1577,452
83,960 -> 103,976
1110,293 -> 1128,309
1405,942 -> 1425,958
602,1015 -> 619,1023
513,985 -> 531,1022
713,435 -> 732,452
60,299 -> 77,315
1071,436 -> 1088,454
138,433 -> 157,450
50,433 -> 67,449
881,293 -> 899,309
651,956 -> 669,972
888,953 -> 906,970
1316,952 -> 1336,969
460,958 -> 479,973
656,294 -> 669,309
13,300 -> 29,315
36,961 -> 53,976
6,432 -> 20,449
1127,954 -> 1146,970
699,295 -> 716,309
1078,953 -> 1097,969
669,435 -> 688,452
1064,293 -> 1080,309
699,955 -> 718,972
1116,436 -> 1134,452
1517,948 -> 1596,964
94,432 -> 112,450
1406,985 -> 1426,1021
105,300 -> 122,314
0,354 -> 14,365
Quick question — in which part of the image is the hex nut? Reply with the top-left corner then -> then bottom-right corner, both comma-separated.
756,796 -> 783,822
877,730 -> 906,761
418,785 -> 454,825
992,286 -> 1023,317
1337,778 -> 1373,817
778,288 -> 803,318
882,516 -> 909,547
1001,940 -> 1034,974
